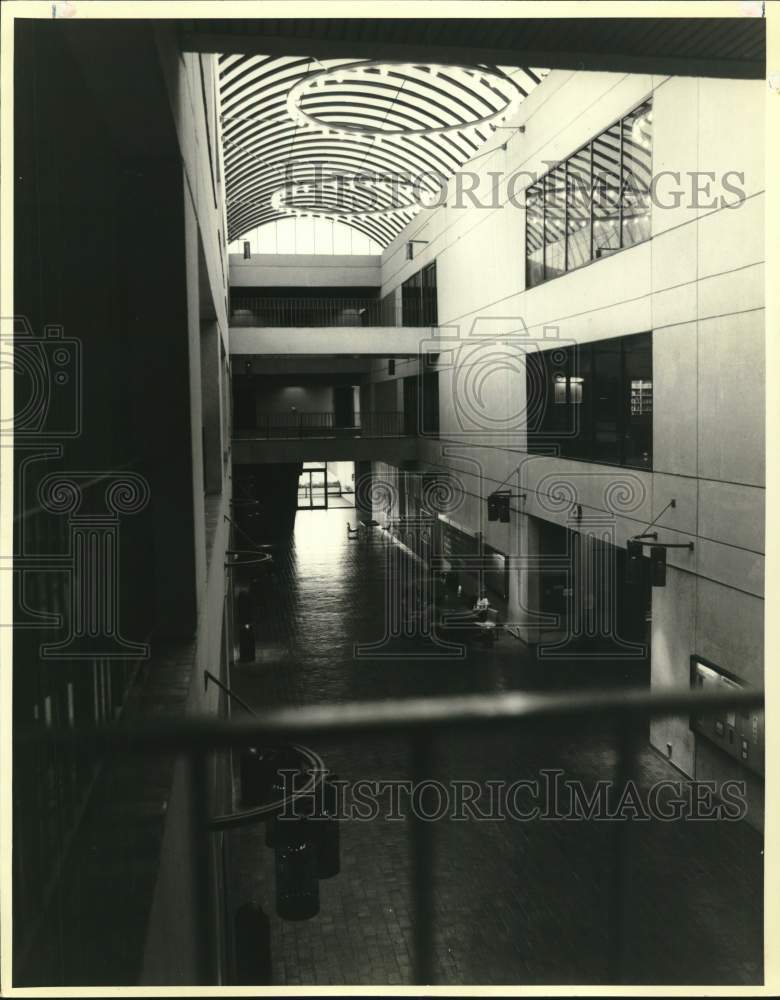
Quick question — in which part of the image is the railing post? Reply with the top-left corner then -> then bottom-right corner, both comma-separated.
191,749 -> 218,983
610,718 -> 640,984
410,735 -> 435,985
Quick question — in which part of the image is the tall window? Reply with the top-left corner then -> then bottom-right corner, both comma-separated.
525,332 -> 653,469
421,370 -> 439,436
402,261 -> 437,325
228,218 -> 383,256
526,99 -> 653,288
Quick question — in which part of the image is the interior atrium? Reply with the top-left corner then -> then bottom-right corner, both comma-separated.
5,8 -> 770,992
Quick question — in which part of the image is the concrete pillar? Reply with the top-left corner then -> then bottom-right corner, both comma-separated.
514,513 -> 543,645
200,319 -> 224,495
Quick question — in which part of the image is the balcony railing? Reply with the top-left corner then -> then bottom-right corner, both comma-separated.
230,297 -> 403,328
25,683 -> 764,986
234,411 -> 405,439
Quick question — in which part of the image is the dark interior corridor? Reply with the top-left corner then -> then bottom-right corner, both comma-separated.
226,506 -> 762,986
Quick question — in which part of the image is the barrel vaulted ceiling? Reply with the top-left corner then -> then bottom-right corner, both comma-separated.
218,54 -> 547,247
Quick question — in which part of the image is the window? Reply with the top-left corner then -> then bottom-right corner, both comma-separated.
421,262 -> 438,325
401,261 -> 437,325
566,145 -> 592,270
525,183 -> 544,287
621,102 -> 653,248
403,375 -> 418,435
402,270 -> 422,325
623,332 -> 653,468
526,332 -> 652,469
526,99 -> 653,288
544,165 -> 566,280
592,121 -> 622,260
228,218 -> 384,256
421,371 -> 439,436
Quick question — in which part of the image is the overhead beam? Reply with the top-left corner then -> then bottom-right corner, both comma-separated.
180,30 -> 764,80
229,325 -> 435,356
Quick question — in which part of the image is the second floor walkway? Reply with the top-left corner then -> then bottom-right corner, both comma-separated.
232,410 -> 421,463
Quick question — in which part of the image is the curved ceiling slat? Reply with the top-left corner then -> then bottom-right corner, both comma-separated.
218,54 -> 546,246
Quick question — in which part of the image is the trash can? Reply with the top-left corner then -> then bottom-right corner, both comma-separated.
236,590 -> 252,625
240,747 -> 278,808
274,811 -> 320,921
265,746 -> 304,848
315,774 -> 341,879
238,622 -> 255,662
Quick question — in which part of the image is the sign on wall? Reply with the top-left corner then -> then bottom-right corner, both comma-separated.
690,657 -> 764,778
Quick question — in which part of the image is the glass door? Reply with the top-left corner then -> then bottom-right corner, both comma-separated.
297,467 -> 328,510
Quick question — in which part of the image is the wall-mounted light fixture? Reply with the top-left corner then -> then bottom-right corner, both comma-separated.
626,531 -> 694,588
406,239 -> 429,261
243,241 -> 251,260
487,490 -> 527,523
493,124 -> 526,150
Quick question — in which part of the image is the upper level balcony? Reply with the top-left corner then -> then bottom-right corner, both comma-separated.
232,411 -> 420,464
230,296 -> 401,328
229,295 -> 437,357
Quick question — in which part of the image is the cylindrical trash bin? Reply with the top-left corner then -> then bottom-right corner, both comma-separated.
315,774 -> 341,879
238,622 -> 255,662
274,813 -> 320,921
236,590 -> 252,624
265,746 -> 304,848
240,747 -> 278,808
233,902 -> 272,985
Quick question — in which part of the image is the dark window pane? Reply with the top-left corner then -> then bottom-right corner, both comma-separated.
544,165 -> 566,280
567,343 -> 592,460
421,370 -> 439,435
421,261 -> 438,325
591,338 -> 621,463
592,122 -> 621,259
403,375 -> 418,435
527,332 -> 652,467
544,344 -> 572,448
567,146 -> 592,270
623,332 -> 653,468
621,101 -> 653,249
402,271 -> 422,325
524,350 -> 547,446
525,182 -> 545,288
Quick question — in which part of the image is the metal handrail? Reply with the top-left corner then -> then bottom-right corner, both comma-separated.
20,685 -> 763,752
233,411 -> 405,440
18,681 -> 764,986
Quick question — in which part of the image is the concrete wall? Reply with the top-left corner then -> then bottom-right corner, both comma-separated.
369,70 -> 765,820
12,22 -> 235,984
229,252 -> 380,287
141,37 -> 235,984
255,384 -> 334,414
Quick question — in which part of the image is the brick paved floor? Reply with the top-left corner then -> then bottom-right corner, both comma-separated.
228,506 -> 763,987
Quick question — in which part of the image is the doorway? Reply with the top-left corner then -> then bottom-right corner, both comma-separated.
297,467 -> 328,510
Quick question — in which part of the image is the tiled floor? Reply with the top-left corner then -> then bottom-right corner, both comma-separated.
228,506 -> 763,987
